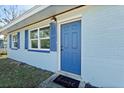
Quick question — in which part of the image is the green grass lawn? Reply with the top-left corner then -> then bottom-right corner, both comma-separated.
0,57 -> 53,88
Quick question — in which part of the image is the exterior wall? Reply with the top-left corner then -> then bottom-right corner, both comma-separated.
7,5 -> 124,87
82,6 -> 124,87
7,19 -> 58,72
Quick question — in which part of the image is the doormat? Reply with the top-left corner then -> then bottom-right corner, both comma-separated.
53,75 -> 80,88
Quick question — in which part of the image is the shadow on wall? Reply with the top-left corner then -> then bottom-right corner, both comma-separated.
85,83 -> 98,88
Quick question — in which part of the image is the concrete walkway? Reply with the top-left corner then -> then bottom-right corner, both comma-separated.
38,73 -> 85,88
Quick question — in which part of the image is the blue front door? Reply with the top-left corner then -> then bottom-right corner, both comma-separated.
61,20 -> 81,75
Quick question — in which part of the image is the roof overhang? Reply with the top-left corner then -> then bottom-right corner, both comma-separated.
0,5 -> 81,35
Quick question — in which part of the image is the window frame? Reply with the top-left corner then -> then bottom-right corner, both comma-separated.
29,25 -> 50,51
12,33 -> 18,49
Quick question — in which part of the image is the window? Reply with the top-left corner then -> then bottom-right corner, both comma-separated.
30,29 -> 38,48
39,27 -> 50,49
12,33 -> 18,48
29,26 -> 50,50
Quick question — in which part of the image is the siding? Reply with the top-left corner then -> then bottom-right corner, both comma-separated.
82,6 -> 124,87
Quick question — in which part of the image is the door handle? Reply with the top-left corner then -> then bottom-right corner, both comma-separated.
61,48 -> 63,51
61,46 -> 63,51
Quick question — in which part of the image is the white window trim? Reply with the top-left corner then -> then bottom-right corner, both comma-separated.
29,25 -> 50,51
12,33 -> 18,49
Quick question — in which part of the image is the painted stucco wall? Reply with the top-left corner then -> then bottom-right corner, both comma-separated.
82,6 -> 124,87
7,19 -> 58,72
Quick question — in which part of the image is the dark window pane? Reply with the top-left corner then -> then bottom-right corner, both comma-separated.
40,39 -> 50,49
31,40 -> 38,48
39,27 -> 50,38
14,42 -> 18,48
13,34 -> 17,41
30,29 -> 38,39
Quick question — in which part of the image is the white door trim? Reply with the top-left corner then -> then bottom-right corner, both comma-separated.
57,15 -> 83,80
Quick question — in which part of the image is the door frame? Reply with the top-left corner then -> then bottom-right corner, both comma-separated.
57,16 -> 83,79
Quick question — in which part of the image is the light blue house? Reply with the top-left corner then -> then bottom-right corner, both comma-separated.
1,5 -> 124,87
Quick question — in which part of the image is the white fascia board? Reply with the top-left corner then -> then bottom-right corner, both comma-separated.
0,5 -> 50,32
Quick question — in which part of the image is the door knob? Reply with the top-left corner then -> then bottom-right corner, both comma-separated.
61,46 -> 63,51
61,48 -> 63,51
